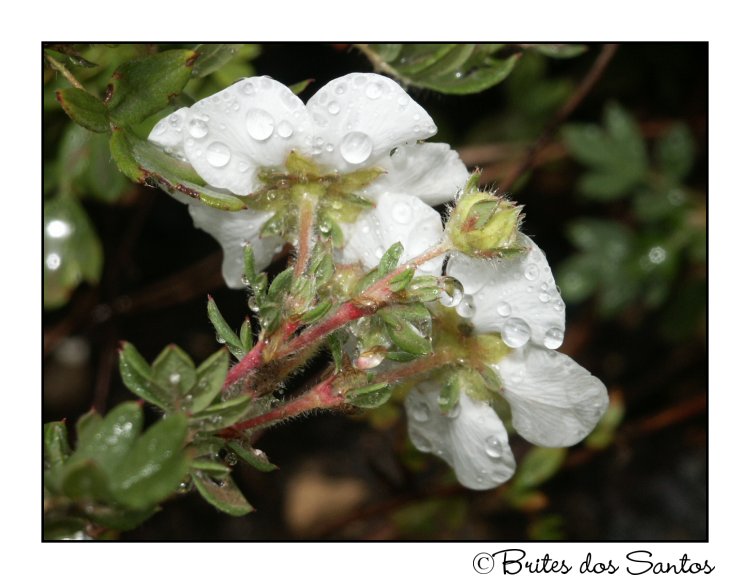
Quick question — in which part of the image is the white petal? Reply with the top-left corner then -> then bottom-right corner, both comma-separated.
447,234 -> 566,348
370,143 -> 469,206
406,384 -> 516,490
148,107 -> 190,161
306,73 -> 436,171
339,193 -> 444,275
493,346 -> 609,447
179,77 -> 313,195
188,205 -> 283,289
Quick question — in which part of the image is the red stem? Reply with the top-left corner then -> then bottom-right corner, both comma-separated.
222,338 -> 267,390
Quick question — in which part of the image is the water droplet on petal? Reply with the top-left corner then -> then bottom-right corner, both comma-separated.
340,131 -> 373,164
188,118 -> 208,139
238,161 -> 250,173
397,95 -> 408,107
501,317 -> 531,348
485,435 -> 505,459
245,108 -> 275,141
439,277 -> 464,308
335,83 -> 346,95
276,120 -> 293,138
538,291 -> 550,303
169,114 -> 181,127
327,101 -> 341,115
543,327 -> 564,349
456,295 -> 476,318
391,200 -> 413,224
524,263 -> 540,281
365,81 -> 384,99
496,301 -> 511,317
411,402 -> 430,423
206,142 -> 231,167
152,121 -> 167,136
411,431 -> 432,453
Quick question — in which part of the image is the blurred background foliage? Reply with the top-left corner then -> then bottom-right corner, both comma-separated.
43,43 -> 706,540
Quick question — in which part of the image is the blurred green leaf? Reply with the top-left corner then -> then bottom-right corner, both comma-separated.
190,458 -> 231,477
44,421 -> 72,469
56,88 -> 109,133
191,44 -> 244,78
586,391 -> 625,450
512,447 -> 566,491
657,122 -> 696,182
110,414 -> 189,509
61,459 -> 111,501
152,345 -> 197,395
44,197 -> 103,309
192,472 -> 254,516
362,44 -> 520,95
107,49 -> 197,126
528,44 -> 587,59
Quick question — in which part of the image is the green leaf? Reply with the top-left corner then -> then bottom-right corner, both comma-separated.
512,447 -> 567,491
657,122 -> 695,182
86,506 -> 156,531
439,374 -> 461,414
75,409 -> 103,446
152,345 -> 197,395
378,242 -> 403,276
378,304 -> 433,356
107,49 -> 197,126
56,88 -> 109,133
328,331 -> 345,372
347,383 -> 392,409
61,459 -> 111,501
109,128 -> 147,183
192,472 -> 254,516
362,44 -> 521,95
227,441 -> 278,472
191,348 -> 229,413
288,78 -> 314,95
300,299 -> 333,324
389,266 -> 415,293
193,395 -> 253,431
528,44 -> 587,59
266,267 -> 294,301
191,44 -> 244,78
118,342 -> 172,410
239,318 -> 254,352
190,458 -> 231,477
44,421 -> 72,468
43,197 -> 103,309
82,131 -> 131,203
110,414 -> 189,510
207,296 -> 245,360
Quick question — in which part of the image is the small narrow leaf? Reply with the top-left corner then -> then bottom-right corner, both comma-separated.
378,242 -> 403,276
227,441 -> 278,472
300,299 -> 333,324
193,395 -> 253,431
118,342 -> 171,410
206,296 -> 245,360
191,348 -> 229,413
190,458 -> 231,477
347,383 -> 392,409
56,88 -> 109,133
512,447 -> 567,491
239,318 -> 254,352
44,421 -> 71,468
192,472 -> 254,516
389,266 -> 415,293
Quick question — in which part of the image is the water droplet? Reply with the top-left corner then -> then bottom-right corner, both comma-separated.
411,402 -> 430,422
238,161 -> 250,173
188,118 -> 208,139
168,114 -> 181,127
216,334 -> 227,345
335,83 -> 346,95
426,124 -> 437,133
485,435 -> 505,459
46,220 -> 72,239
524,263 -> 540,281
241,81 -> 255,95
327,101 -> 341,115
277,120 -> 293,138
538,291 -> 550,303
225,452 -> 238,466
553,299 -> 564,312
501,317 -> 531,348
152,121 -> 167,136
391,200 -> 413,224
169,372 -> 181,385
245,108 -> 275,141
325,143 -> 334,152
206,142 -> 231,167
411,431 -> 432,453
355,347 -> 386,370
439,277 -> 464,308
340,131 -> 373,164
46,253 -> 61,270
365,81 -> 384,99
648,245 -> 667,264
496,302 -> 511,317
397,95 -> 408,107
543,327 -> 564,350
456,295 -> 476,318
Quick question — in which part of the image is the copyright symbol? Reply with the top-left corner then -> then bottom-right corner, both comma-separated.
473,553 -> 494,574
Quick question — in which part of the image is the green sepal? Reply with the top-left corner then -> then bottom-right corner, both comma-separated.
300,299 -> 333,324
109,414 -> 189,510
439,373 -> 461,414
118,342 -> 171,410
260,212 -> 286,238
347,383 -> 392,409
207,296 -> 245,360
55,88 -> 109,133
198,190 -> 247,211
191,44 -> 244,78
190,348 -> 229,413
107,49 -> 197,126
192,472 -> 254,516
227,440 -> 279,472
152,345 -> 197,395
192,395 -> 253,431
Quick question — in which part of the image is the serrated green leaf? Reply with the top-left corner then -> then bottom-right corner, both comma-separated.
227,441 -> 278,472
110,414 -> 189,510
347,383 -> 392,409
513,447 -> 567,491
191,44 -> 243,78
152,345 -> 197,395
118,342 -> 172,410
193,395 -> 253,431
578,170 -> 636,200
191,348 -> 229,413
56,88 -> 109,133
108,49 -> 197,126
206,296 -> 245,360
192,472 -> 254,516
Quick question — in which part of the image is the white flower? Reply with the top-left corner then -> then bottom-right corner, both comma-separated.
148,73 -> 468,287
406,233 -> 608,490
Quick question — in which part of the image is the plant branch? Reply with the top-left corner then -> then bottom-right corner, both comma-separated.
498,43 -> 619,192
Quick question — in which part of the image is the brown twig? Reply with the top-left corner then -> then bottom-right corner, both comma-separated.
498,43 -> 619,192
